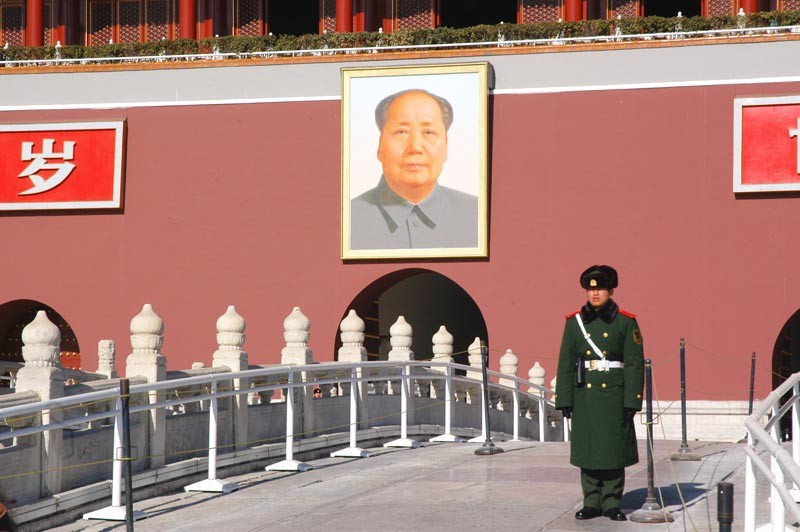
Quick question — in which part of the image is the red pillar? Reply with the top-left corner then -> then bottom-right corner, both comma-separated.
354,0 -> 364,32
26,0 -> 45,46
739,0 -> 757,13
336,0 -> 352,32
180,0 -> 196,38
382,0 -> 392,32
563,0 -> 583,21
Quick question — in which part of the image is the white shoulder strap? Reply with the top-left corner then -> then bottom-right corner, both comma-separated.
575,314 -> 606,360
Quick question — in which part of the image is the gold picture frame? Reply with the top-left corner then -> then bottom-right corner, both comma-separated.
341,62 -> 489,260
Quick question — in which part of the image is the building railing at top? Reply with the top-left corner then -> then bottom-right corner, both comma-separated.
0,358 -> 561,521
744,371 -> 800,532
1,24 -> 799,69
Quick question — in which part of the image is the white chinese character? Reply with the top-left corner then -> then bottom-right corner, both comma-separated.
18,138 -> 77,196
791,119 -> 800,175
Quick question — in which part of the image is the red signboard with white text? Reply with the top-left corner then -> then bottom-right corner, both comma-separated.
0,121 -> 125,210
735,97 -> 800,193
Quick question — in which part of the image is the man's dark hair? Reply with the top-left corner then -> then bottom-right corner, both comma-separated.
375,89 -> 454,132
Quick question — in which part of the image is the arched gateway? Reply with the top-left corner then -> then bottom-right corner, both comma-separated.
334,269 -> 487,366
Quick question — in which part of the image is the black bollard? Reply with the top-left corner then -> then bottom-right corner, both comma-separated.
475,341 -> 504,456
121,379 -> 134,532
717,482 -> 734,532
671,339 -> 699,461
630,359 -> 674,523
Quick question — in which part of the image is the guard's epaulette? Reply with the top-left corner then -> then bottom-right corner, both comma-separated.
565,310 -> 580,319
619,309 -> 637,319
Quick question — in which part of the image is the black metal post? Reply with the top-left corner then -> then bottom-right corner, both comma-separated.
121,379 -> 134,532
475,341 -> 504,456
717,482 -> 734,532
748,352 -> 756,415
630,359 -> 673,523
672,339 -> 698,460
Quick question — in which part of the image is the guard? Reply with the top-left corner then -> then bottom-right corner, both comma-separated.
555,265 -> 644,521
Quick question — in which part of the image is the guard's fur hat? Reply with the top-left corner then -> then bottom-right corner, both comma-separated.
579,265 -> 618,290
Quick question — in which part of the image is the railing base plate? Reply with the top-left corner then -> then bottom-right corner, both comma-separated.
331,447 -> 371,458
384,438 -> 420,448
266,459 -> 312,472
184,478 -> 239,493
83,506 -> 147,522
429,434 -> 465,443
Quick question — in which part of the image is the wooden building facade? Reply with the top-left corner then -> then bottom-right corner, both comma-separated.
1,0 -> 798,48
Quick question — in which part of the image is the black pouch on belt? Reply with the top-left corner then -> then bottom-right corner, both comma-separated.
575,355 -> 586,388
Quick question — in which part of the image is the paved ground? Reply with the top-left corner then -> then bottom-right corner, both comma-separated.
50,438 -> 777,532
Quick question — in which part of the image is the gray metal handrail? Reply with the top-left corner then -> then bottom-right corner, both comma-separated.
744,372 -> 800,532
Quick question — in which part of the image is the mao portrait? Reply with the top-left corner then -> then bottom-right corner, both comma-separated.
341,63 -> 489,260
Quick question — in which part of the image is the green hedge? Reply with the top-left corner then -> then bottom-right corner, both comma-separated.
2,10 -> 799,62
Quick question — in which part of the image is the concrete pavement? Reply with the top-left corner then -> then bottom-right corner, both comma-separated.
48,437 -> 775,532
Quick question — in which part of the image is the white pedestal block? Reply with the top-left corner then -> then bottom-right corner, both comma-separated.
331,447 -> 371,458
184,478 -> 239,493
83,506 -> 147,522
383,438 -> 420,448
266,459 -> 312,472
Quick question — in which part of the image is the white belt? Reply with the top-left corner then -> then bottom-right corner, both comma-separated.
584,360 -> 624,371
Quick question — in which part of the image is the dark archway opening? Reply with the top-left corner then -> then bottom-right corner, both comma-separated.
267,0 -> 319,36
0,300 -> 81,374
644,0 -> 700,17
772,309 -> 800,441
439,0 -> 516,29
334,269 -> 488,367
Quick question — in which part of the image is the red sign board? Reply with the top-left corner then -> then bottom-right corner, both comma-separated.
0,121 -> 125,210
735,97 -> 800,192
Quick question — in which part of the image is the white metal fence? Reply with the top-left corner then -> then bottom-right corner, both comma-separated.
0,359 -> 560,523
744,371 -> 800,532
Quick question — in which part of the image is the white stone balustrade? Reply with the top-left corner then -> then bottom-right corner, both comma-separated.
212,305 -> 250,449
429,326 -> 453,399
464,337 -> 483,404
0,302 -> 569,518
497,349 -> 518,411
14,310 -> 64,496
97,340 -> 117,378
125,304 -> 167,468
387,316 -> 413,396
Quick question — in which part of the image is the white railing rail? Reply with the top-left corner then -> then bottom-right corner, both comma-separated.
0,359 -> 558,519
1,24 -> 799,69
744,371 -> 800,532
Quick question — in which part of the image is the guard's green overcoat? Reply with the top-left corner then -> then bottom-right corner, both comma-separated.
555,300 -> 644,470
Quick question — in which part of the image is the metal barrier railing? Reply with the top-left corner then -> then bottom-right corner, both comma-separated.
0,359 -> 558,521
744,371 -> 800,532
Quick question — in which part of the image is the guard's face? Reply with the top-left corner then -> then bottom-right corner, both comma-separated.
587,288 -> 613,308
377,92 -> 448,203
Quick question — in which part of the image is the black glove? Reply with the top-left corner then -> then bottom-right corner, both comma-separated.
558,407 -> 572,419
624,408 -> 637,423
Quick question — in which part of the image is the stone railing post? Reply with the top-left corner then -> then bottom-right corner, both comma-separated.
527,362 -> 546,419
280,307 -> 314,437
96,339 -> 117,378
338,310 -> 370,427
125,304 -> 167,469
388,316 -> 415,422
212,305 -> 249,451
498,349 -> 518,411
465,337 -> 483,404
429,326 -> 453,399
15,310 -> 64,497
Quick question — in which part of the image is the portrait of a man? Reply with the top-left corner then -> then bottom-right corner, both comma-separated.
350,89 -> 478,250
341,63 -> 488,260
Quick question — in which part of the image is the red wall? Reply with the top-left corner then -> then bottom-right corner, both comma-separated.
3,81 -> 800,401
